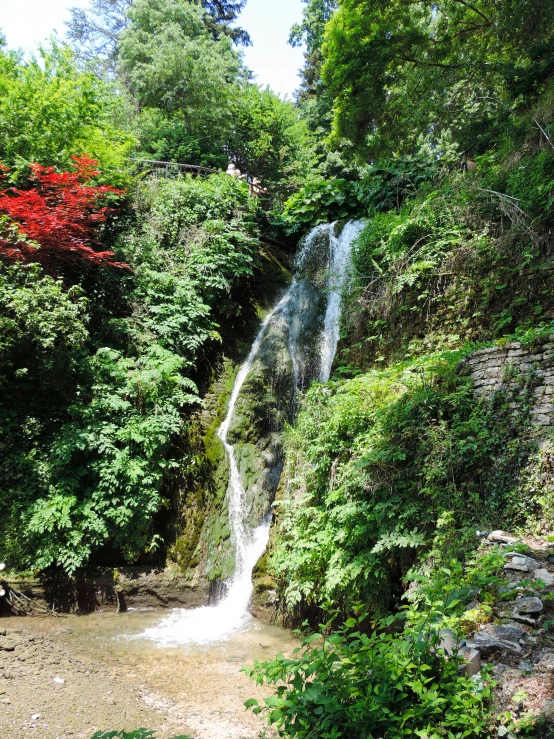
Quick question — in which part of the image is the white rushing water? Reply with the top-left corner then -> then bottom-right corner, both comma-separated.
319,220 -> 365,382
140,220 -> 362,647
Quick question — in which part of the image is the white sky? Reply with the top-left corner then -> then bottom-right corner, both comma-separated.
0,0 -> 305,97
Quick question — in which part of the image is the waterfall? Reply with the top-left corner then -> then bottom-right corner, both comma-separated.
319,220 -> 365,382
140,220 -> 363,646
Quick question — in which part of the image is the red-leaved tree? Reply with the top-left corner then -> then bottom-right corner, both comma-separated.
0,156 -> 129,270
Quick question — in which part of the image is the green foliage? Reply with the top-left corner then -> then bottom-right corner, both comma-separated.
0,173 -> 260,573
245,604 -> 492,738
281,146 -> 444,230
0,261 -> 89,567
322,0 -> 554,158
119,0 -> 243,133
289,0 -> 338,136
225,85 -> 317,197
271,350 -> 539,613
340,156 -> 554,368
0,44 -> 134,181
25,345 -> 198,572
282,178 -> 358,230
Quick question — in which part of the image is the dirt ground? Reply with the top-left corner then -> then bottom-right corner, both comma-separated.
0,613 -> 285,739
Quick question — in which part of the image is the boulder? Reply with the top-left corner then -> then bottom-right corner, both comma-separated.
504,563 -> 530,572
536,652 -> 554,673
507,555 -> 541,571
488,531 -> 519,544
510,614 -> 537,626
534,568 -> 554,586
485,624 -> 527,643
514,596 -> 544,615
466,631 -> 522,656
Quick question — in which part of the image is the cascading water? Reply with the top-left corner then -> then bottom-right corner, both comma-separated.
140,220 -> 363,647
319,220 -> 365,382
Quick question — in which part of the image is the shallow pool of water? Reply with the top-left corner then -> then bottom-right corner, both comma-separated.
18,609 -> 296,739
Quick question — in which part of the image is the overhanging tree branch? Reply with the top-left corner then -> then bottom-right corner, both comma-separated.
450,0 -> 494,26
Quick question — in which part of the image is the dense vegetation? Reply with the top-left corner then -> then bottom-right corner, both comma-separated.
248,0 -> 554,736
2,0 -> 554,736
0,0 -> 314,574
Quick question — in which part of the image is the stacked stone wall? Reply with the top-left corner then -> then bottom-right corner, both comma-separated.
464,340 -> 554,427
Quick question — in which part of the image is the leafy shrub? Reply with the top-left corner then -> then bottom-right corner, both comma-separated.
271,350 -> 537,614
0,44 -> 133,180
245,606 -> 492,739
0,173 -> 261,573
0,157 -> 126,270
341,169 -> 554,368
281,151 -> 442,232
282,178 -> 358,231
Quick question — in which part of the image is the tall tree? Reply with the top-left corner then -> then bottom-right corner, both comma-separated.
201,0 -> 251,45
289,0 -> 337,133
322,0 -> 554,158
118,0 -> 243,135
66,0 -> 132,76
0,43 -> 133,177
67,0 -> 250,76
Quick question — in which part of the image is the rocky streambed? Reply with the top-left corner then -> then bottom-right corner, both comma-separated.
0,611 -> 295,739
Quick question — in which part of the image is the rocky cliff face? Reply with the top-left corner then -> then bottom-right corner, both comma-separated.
169,226 -> 337,596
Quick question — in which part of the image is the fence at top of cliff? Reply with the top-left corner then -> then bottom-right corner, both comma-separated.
130,158 -> 220,178
129,158 -> 277,202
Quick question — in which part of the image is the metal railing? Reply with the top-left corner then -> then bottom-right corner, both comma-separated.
129,157 -> 277,202
130,158 -> 221,177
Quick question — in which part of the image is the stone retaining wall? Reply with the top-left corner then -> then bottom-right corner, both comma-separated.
464,339 -> 554,427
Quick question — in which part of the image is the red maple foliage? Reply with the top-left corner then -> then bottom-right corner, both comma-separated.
0,156 -> 129,270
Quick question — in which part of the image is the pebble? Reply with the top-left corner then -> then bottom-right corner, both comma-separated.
518,659 -> 534,673
31,713 -> 40,721
547,555 -> 554,565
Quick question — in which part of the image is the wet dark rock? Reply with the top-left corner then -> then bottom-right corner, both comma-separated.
547,555 -> 554,565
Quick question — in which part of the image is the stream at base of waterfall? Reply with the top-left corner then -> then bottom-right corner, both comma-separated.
140,220 -> 364,648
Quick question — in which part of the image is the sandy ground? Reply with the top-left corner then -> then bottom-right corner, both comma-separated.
0,613 -> 289,739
